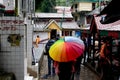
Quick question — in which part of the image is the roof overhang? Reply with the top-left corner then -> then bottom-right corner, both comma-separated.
90,15 -> 120,33
97,0 -> 120,24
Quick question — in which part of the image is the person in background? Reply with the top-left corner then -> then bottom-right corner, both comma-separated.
72,55 -> 83,80
56,34 -> 60,40
42,36 -> 56,79
35,35 -> 40,47
111,41 -> 120,80
81,36 -> 87,63
74,55 -> 83,74
116,42 -> 120,62
74,37 -> 84,79
32,35 -> 40,63
99,36 -> 113,80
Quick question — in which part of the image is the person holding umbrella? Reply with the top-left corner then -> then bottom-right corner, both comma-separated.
54,60 -> 75,80
49,36 -> 85,80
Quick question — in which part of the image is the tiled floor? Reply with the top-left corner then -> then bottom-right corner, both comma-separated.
39,55 -> 100,80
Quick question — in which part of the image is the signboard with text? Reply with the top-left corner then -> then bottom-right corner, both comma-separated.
0,20 -> 24,34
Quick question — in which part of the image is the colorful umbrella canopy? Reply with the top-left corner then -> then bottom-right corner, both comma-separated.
64,36 -> 85,47
49,36 -> 85,62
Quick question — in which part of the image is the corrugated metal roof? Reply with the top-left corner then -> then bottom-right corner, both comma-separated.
33,22 -> 47,31
55,6 -> 71,14
33,21 -> 80,31
103,24 -> 120,31
35,13 -> 73,18
44,20 -> 62,30
59,21 -> 80,29
94,16 -> 120,31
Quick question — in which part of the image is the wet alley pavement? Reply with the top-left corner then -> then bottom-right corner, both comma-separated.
39,55 -> 100,80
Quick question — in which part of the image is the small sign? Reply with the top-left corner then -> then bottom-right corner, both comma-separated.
7,34 -> 21,46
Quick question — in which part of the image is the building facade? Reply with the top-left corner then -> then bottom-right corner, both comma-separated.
71,0 -> 98,27
0,0 -> 35,80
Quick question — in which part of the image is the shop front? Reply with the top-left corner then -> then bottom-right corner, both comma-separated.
87,15 -> 120,77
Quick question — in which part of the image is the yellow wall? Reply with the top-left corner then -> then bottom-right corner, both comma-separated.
48,22 -> 61,31
47,22 -> 61,39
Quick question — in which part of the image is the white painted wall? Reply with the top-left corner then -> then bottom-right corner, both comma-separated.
0,17 -> 25,80
78,2 -> 92,11
3,0 -> 15,10
0,0 -> 3,4
33,32 -> 48,42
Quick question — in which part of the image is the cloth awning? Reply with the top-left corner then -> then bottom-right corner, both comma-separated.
99,30 -> 120,39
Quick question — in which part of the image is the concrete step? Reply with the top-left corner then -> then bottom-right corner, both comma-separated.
27,66 -> 38,78
33,78 -> 38,80
24,75 -> 34,80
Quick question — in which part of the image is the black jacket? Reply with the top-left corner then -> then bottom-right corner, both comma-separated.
45,39 -> 56,55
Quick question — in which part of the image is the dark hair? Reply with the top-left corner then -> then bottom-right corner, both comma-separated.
37,35 -> 39,37
51,35 -> 55,39
56,34 -> 60,40
57,34 -> 60,36
102,37 -> 107,43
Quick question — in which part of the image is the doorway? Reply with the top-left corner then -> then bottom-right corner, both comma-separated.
50,29 -> 57,39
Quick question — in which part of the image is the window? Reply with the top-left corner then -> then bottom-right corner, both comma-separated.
62,31 -> 72,36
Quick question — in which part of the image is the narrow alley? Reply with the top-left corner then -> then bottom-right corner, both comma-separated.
39,55 -> 100,80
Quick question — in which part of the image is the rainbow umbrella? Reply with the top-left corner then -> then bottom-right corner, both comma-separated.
64,36 -> 85,47
49,36 -> 85,62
